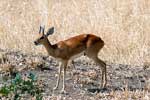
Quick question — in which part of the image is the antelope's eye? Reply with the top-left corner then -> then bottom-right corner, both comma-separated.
40,36 -> 44,39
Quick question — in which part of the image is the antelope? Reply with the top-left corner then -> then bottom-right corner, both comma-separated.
34,26 -> 107,93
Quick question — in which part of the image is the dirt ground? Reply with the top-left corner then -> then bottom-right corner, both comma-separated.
0,49 -> 150,100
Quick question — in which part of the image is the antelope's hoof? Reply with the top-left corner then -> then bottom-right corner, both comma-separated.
60,89 -> 67,94
53,87 -> 58,90
101,83 -> 107,88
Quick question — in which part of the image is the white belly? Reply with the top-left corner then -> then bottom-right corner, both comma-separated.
55,51 -> 85,62
70,51 -> 85,60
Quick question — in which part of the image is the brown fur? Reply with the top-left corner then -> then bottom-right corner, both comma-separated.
52,34 -> 104,59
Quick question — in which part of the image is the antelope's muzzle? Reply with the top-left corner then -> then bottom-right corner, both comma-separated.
34,41 -> 39,45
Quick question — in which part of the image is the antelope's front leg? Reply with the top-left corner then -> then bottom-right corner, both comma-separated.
61,60 -> 68,94
53,62 -> 62,90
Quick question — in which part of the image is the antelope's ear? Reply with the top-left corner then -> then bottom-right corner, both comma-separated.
39,25 -> 45,35
46,27 -> 54,36
42,25 -> 45,35
39,26 -> 42,34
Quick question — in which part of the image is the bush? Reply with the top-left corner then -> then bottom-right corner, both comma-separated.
0,72 -> 43,100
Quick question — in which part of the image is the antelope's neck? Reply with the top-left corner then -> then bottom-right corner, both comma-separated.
43,39 -> 55,57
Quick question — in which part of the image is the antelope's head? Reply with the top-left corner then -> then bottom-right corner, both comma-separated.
34,26 -> 54,45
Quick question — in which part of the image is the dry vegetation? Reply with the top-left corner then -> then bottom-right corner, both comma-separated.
0,0 -> 150,65
0,50 -> 150,100
0,0 -> 150,99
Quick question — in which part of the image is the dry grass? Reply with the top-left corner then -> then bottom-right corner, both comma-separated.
43,89 -> 150,100
0,0 -> 150,65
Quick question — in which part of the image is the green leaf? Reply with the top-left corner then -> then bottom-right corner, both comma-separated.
36,94 -> 43,100
0,85 -> 10,96
29,72 -> 37,81
12,73 -> 22,85
14,94 -> 21,100
15,73 -> 21,80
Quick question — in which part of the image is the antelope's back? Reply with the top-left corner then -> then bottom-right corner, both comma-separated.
63,34 -> 104,48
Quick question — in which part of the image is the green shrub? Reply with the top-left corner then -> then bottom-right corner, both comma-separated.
0,72 -> 43,100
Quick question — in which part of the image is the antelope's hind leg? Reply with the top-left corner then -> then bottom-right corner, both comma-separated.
86,52 -> 107,88
97,58 -> 107,88
94,57 -> 106,88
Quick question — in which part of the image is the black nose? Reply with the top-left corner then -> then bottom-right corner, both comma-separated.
34,41 -> 38,45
